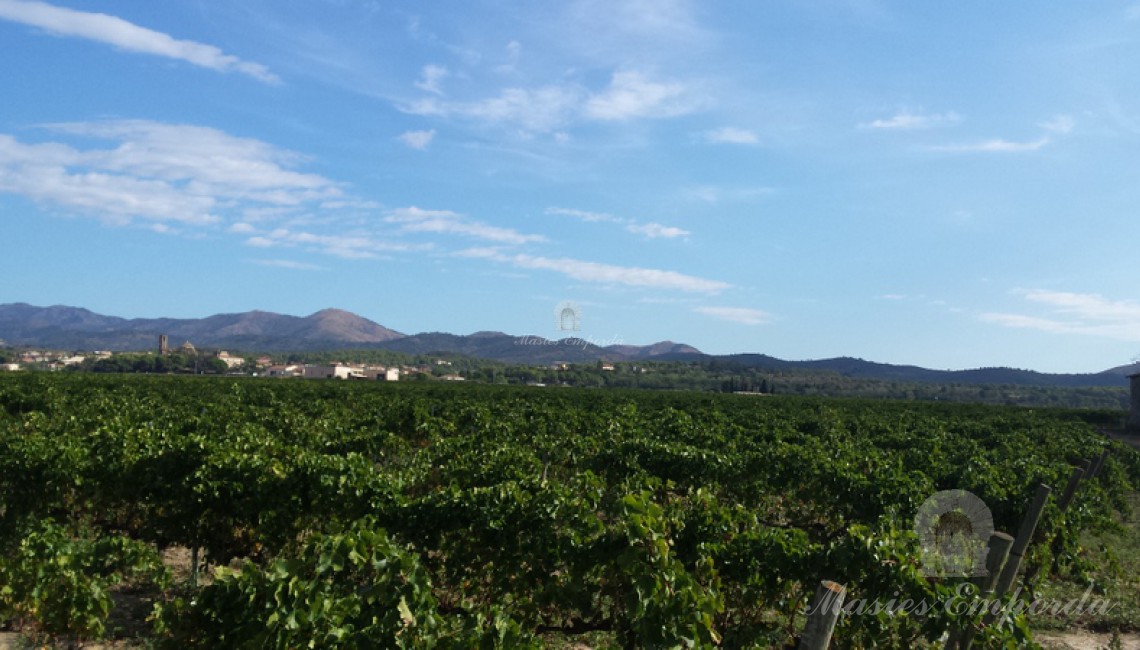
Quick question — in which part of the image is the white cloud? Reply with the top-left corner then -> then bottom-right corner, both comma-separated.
0,0 -> 278,83
414,64 -> 448,94
0,120 -> 342,229
460,248 -> 728,293
243,227 -> 417,259
0,120 -> 410,262
0,135 -> 218,225
931,138 -> 1049,153
546,207 -> 618,222
626,222 -> 690,239
386,206 -> 545,245
398,129 -> 436,150
227,222 -> 257,234
406,85 -> 582,134
704,127 -> 759,145
1039,114 -> 1075,134
548,206 -> 689,239
584,70 -> 691,121
403,70 -> 696,133
683,185 -> 774,204
252,259 -> 327,271
493,41 -> 523,75
562,0 -> 709,56
980,289 -> 1140,341
694,306 -> 770,325
48,120 -> 338,203
863,110 -> 960,130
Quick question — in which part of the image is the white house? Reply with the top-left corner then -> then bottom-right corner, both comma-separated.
216,351 -> 245,369
303,364 -> 364,380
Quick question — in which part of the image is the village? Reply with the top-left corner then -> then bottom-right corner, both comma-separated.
0,335 -> 475,382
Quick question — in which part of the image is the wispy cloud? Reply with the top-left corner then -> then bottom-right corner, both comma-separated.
0,120 -> 341,229
386,206 -> 545,245
583,70 -> 692,121
980,289 -> 1140,341
545,207 -> 616,223
404,70 -> 696,134
683,185 -> 774,204
241,227 -> 418,259
931,137 -> 1049,153
398,129 -> 436,150
414,64 -> 448,94
704,127 -> 759,145
626,222 -> 690,239
46,120 -> 337,203
459,248 -> 728,293
1039,114 -> 1075,134
0,0 -> 279,83
0,119 -> 427,264
561,0 -> 711,59
252,259 -> 327,271
547,206 -> 689,239
694,306 -> 770,325
862,110 -> 960,130
407,85 -> 581,133
228,222 -> 257,234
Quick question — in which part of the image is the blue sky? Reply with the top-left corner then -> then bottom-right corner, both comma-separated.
2,0 -> 1140,373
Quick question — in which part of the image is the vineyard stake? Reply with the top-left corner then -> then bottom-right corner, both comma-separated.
1086,449 -> 1110,481
1056,462 -> 1089,514
799,580 -> 846,650
1032,460 -> 1093,583
992,484 -> 1051,598
190,546 -> 199,589
961,483 -> 1052,647
950,532 -> 1014,650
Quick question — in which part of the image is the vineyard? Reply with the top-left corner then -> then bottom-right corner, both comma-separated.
0,373 -> 1138,648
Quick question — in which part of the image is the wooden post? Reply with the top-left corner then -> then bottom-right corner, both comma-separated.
190,546 -> 200,589
799,580 -> 846,650
1086,449 -> 1110,481
1056,462 -> 1089,513
960,483 -> 1052,650
950,532 -> 1014,650
992,484 -> 1051,598
1030,462 -> 1090,582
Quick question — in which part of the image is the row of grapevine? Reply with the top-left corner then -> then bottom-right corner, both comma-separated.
0,373 -> 1136,647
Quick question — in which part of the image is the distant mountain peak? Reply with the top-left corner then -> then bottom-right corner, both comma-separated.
309,307 -> 354,317
0,303 -> 402,351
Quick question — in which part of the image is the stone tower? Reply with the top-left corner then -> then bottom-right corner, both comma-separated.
159,334 -> 168,355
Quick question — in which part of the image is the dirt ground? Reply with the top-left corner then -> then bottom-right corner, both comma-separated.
1038,630 -> 1140,649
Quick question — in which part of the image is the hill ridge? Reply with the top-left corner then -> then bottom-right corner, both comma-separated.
0,303 -> 1128,387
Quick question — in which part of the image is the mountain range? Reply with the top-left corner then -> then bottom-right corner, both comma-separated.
0,303 -> 1133,387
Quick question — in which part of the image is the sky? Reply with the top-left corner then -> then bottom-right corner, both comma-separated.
2,1 -> 1140,373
